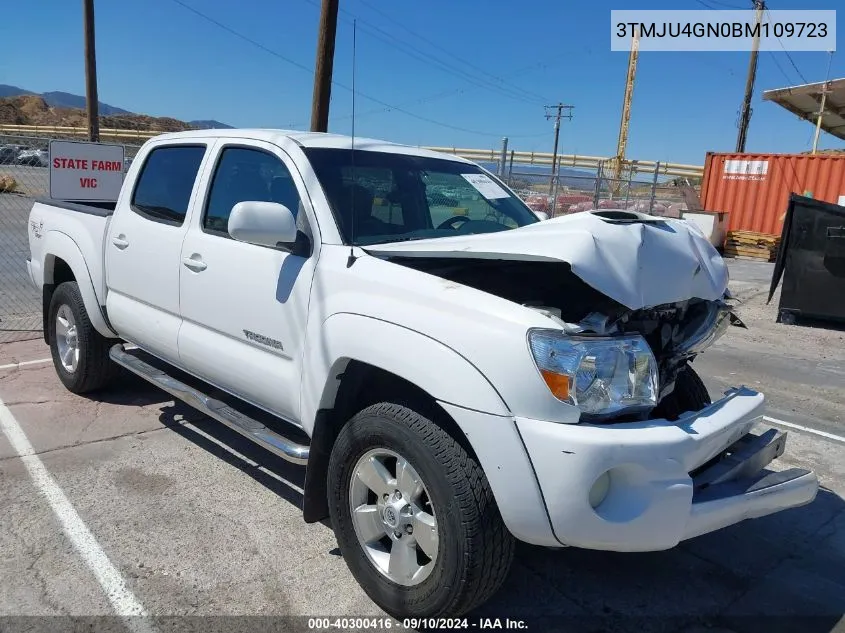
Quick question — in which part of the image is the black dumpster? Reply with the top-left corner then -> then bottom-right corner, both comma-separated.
768,194 -> 845,325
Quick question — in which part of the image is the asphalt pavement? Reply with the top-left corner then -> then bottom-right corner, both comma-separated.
0,260 -> 843,633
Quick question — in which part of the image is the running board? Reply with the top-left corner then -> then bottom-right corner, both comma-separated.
109,344 -> 309,465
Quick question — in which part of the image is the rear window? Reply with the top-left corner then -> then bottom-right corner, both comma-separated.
131,145 -> 206,225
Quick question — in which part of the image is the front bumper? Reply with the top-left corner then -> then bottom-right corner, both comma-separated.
516,387 -> 819,551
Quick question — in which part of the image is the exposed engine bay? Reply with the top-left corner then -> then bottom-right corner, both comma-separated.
390,257 -> 744,405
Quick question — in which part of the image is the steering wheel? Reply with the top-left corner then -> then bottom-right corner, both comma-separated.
437,215 -> 473,231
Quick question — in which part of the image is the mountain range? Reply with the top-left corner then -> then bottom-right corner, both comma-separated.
0,84 -> 232,129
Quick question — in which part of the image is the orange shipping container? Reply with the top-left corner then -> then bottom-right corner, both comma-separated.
700,152 -> 845,236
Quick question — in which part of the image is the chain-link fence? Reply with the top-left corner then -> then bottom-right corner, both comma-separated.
0,134 -> 140,343
502,159 -> 696,219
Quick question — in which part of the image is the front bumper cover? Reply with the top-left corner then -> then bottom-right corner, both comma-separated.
516,387 -> 819,551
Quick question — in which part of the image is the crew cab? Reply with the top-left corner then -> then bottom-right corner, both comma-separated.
26,129 -> 818,618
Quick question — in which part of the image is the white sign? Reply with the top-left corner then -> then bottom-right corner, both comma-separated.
723,159 -> 768,181
461,173 -> 510,199
49,140 -> 125,201
611,10 -> 836,52
838,195 -> 845,207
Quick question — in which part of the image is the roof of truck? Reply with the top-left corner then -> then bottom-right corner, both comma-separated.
151,128 -> 474,163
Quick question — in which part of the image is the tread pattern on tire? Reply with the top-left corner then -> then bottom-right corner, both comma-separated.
330,402 -> 515,617
50,281 -> 116,394
654,364 -> 712,420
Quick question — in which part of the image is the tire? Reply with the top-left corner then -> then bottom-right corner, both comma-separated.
48,281 -> 116,394
327,402 -> 514,618
653,364 -> 712,420
778,309 -> 797,325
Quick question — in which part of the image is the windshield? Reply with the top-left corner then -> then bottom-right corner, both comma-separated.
303,148 -> 539,245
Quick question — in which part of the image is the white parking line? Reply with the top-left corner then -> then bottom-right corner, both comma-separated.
764,415 -> 845,445
0,357 -> 52,371
0,395 -> 156,633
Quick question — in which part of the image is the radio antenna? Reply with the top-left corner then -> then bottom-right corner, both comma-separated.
347,18 -> 358,267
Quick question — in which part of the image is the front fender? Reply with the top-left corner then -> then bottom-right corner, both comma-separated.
300,313 -> 558,545
301,312 -> 510,432
40,231 -> 116,338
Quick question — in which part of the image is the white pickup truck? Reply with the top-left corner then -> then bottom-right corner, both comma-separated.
27,129 -> 817,618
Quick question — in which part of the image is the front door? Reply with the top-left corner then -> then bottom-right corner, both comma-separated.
105,142 -> 209,364
177,141 -> 317,422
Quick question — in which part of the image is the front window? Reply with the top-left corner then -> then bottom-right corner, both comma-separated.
303,148 -> 539,245
203,146 -> 302,237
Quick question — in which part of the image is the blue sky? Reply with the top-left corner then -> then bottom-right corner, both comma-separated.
3,0 -> 843,164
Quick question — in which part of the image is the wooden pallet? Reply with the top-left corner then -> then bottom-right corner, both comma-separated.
723,230 -> 780,261
722,247 -> 778,262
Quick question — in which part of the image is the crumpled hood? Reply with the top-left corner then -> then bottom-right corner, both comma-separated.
365,211 -> 729,310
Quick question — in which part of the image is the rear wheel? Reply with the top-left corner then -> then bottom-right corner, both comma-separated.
48,281 -> 116,394
327,402 -> 514,618
653,364 -> 712,420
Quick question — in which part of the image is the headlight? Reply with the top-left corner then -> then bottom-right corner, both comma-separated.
528,329 -> 658,420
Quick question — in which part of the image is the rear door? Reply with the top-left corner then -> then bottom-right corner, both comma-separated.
105,141 -> 211,364
177,140 -> 318,422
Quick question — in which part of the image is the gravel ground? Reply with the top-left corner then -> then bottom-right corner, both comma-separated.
730,287 -> 845,364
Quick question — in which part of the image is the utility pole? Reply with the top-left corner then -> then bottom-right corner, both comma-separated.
310,0 -> 339,132
811,81 -> 832,154
736,0 -> 765,153
82,0 -> 99,142
812,52 -> 835,155
544,103 -> 574,189
611,24 -> 639,195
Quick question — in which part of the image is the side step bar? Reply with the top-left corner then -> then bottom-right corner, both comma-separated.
109,344 -> 309,465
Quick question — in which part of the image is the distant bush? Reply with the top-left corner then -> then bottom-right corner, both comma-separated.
0,175 -> 18,193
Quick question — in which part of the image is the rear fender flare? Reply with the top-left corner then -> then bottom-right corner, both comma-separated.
41,231 -> 116,338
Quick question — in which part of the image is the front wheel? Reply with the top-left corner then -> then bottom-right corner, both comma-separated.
48,281 -> 116,394
327,402 -> 514,618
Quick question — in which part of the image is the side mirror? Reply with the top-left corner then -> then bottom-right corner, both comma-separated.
228,201 -> 298,248
535,211 -> 549,221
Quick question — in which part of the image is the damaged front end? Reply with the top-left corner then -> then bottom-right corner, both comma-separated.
524,295 -> 742,422
390,257 -> 743,421
567,295 -> 743,403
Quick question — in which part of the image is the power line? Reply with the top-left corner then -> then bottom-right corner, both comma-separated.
767,51 -> 794,84
354,0 -> 551,103
765,7 -> 808,83
298,0 -> 544,107
169,0 -> 313,74
350,19 -> 541,106
165,0 -> 533,137
322,56 -> 568,130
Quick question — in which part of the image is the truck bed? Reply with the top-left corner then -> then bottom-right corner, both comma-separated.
27,198 -> 114,312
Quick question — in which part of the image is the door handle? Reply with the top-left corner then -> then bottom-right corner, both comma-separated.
111,235 -> 129,249
182,255 -> 207,272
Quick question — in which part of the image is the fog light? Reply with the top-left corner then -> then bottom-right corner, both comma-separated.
589,471 -> 611,508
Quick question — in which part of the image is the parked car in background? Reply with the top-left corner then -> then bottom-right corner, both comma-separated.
0,145 -> 25,165
16,148 -> 49,167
